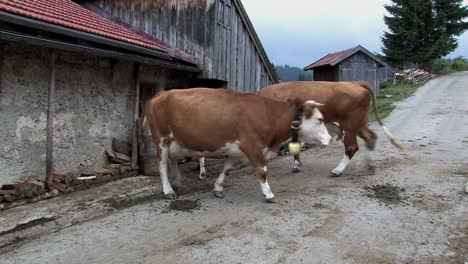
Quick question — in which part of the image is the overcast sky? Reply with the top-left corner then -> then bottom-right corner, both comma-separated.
241,0 -> 468,67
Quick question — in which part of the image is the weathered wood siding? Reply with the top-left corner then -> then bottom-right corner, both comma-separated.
339,52 -> 379,94
92,0 -> 274,92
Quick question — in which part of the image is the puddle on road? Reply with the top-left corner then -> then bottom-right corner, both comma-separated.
365,184 -> 406,205
169,200 -> 199,211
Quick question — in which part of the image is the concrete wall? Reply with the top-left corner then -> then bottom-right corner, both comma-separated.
0,41 -> 193,185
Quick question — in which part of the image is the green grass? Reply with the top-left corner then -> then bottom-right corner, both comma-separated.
369,83 -> 421,122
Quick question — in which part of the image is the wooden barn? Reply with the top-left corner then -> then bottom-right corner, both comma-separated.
304,45 -> 387,94
0,0 -> 276,185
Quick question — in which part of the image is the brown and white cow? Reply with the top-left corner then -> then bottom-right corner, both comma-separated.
144,88 -> 332,202
259,81 -> 405,176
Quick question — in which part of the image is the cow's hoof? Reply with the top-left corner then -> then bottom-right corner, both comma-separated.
291,168 -> 301,173
199,173 -> 207,180
329,172 -> 341,177
163,192 -> 177,200
266,197 -> 277,203
213,190 -> 224,198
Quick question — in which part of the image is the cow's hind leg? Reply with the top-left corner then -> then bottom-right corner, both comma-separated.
331,132 -> 359,177
213,159 -> 235,198
198,157 -> 207,180
158,143 -> 176,199
358,127 -> 378,173
169,159 -> 183,190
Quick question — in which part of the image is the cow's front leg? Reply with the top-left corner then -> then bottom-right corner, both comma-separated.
331,132 -> 359,177
158,143 -> 176,199
255,165 -> 276,203
292,154 -> 302,173
213,159 -> 235,198
198,157 -> 207,180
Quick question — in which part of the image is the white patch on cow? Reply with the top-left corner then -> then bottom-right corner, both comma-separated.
214,159 -> 236,192
262,166 -> 267,172
300,105 -> 332,146
259,179 -> 275,199
199,157 -> 206,180
169,140 -> 245,160
158,140 -> 175,195
332,155 -> 350,176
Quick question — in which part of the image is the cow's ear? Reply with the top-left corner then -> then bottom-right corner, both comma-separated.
304,100 -> 324,107
302,100 -> 323,119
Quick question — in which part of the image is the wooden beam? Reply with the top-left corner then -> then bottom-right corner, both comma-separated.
131,63 -> 141,171
46,49 -> 56,187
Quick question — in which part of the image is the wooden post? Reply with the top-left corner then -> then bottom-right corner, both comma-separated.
46,50 -> 56,187
131,63 -> 141,171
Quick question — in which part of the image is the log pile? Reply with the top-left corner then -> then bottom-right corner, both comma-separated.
1,138 -> 136,210
394,69 -> 436,84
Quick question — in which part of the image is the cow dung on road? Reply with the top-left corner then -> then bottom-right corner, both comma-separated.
169,200 -> 199,211
365,184 -> 406,205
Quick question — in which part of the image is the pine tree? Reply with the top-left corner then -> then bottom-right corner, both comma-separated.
382,0 -> 468,69
433,0 -> 468,55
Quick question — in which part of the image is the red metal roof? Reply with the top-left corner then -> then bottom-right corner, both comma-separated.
304,48 -> 353,70
0,0 -> 197,65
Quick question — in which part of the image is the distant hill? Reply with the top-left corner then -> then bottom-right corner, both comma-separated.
275,65 -> 313,82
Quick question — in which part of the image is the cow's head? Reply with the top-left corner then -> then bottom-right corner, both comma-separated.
292,99 -> 332,146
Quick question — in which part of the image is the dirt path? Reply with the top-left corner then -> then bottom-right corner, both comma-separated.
1,72 -> 467,264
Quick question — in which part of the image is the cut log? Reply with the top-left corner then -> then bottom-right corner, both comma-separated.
112,138 -> 132,156
77,176 -> 97,180
2,194 -> 16,203
0,189 -> 18,196
50,182 -> 67,192
105,164 -> 122,170
119,165 -> 132,173
1,183 -> 38,197
113,151 -> 131,162
25,178 -> 46,190
1,183 -> 22,190
96,168 -> 114,176
53,171 -> 75,185
106,149 -> 129,164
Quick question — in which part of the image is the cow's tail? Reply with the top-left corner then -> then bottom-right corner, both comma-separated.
356,81 -> 406,151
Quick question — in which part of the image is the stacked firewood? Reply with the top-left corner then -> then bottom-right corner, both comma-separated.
1,138 -> 136,209
394,69 -> 435,84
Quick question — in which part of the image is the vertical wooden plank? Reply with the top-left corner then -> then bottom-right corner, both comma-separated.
237,21 -> 245,91
244,38 -> 251,92
132,63 -> 141,170
46,50 -> 56,186
219,28 -> 226,81
230,12 -> 238,89
152,5 -> 160,39
225,25 -> 231,86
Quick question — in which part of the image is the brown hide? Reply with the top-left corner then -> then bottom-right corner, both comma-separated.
259,81 -> 372,133
144,88 -> 298,165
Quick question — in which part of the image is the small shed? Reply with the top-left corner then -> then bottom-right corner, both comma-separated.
304,45 -> 387,94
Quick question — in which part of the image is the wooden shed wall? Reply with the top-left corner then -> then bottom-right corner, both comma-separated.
338,52 -> 379,93
92,0 -> 274,92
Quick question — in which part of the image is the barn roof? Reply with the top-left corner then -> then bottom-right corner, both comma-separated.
304,45 -> 387,71
0,0 -> 197,66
